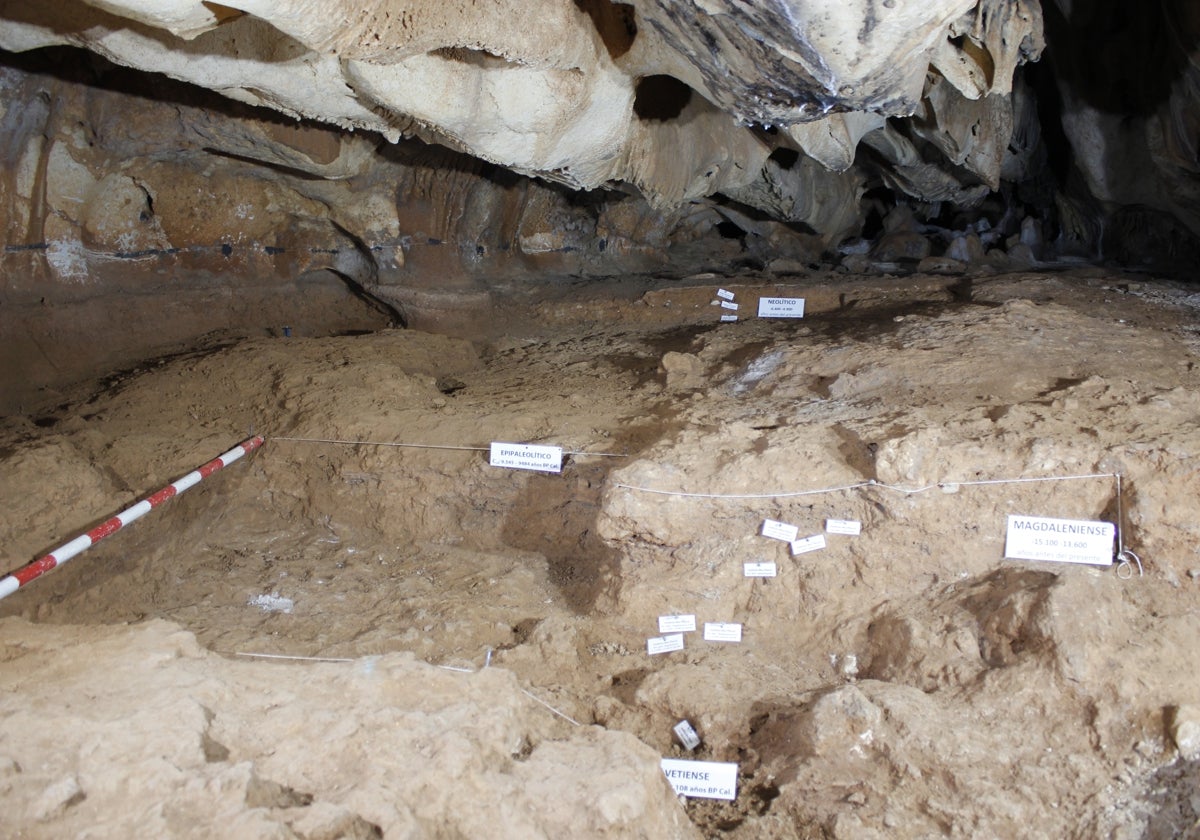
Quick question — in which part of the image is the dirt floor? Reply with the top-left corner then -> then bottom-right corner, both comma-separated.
2,267 -> 1200,838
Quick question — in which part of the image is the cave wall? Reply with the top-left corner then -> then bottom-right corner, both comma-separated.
3,0 -> 1200,412
0,48 -> 774,411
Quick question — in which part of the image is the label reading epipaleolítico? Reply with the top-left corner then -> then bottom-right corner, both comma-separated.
1005,515 -> 1114,566
757,297 -> 806,318
489,442 -> 563,473
661,759 -> 738,800
717,289 -> 736,301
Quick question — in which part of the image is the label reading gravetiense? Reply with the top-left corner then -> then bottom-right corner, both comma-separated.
489,442 -> 563,473
720,300 -> 739,311
661,759 -> 738,800
757,297 -> 806,318
1005,515 -> 1114,566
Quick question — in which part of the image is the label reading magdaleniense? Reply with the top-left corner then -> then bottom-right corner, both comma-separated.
1005,515 -> 1114,566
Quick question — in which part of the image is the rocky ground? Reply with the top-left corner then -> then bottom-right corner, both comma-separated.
2,267 -> 1200,839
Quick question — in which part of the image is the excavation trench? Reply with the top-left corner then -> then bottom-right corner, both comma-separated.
2,271 -> 1200,838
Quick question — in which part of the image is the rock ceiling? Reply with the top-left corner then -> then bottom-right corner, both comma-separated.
0,0 -> 1044,216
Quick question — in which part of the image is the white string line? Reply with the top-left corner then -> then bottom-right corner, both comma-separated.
614,470 -> 1144,577
610,472 -> 1119,500
234,651 -> 354,663
272,435 -> 627,458
519,688 -> 584,727
439,654 -> 583,726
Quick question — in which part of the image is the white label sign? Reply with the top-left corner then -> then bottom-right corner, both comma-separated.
761,519 -> 799,542
720,300 -> 739,311
826,519 -> 862,535
717,288 -> 736,301
1005,515 -> 1114,566
757,297 -> 806,318
790,534 -> 827,555
658,614 -> 696,633
674,720 -> 701,750
489,442 -> 563,473
720,314 -> 738,323
647,633 -> 685,655
704,622 -> 742,643
661,759 -> 738,800
744,562 -> 777,578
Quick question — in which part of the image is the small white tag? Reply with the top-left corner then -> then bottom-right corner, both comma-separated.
489,442 -> 563,473
826,519 -> 862,535
757,297 -> 806,318
790,534 -> 827,555
717,288 -> 736,301
720,314 -> 738,322
720,300 -> 739,311
674,720 -> 701,750
704,622 -> 742,643
647,633 -> 685,655
661,759 -> 738,800
761,519 -> 799,542
658,614 -> 696,633
744,562 -> 777,578
1005,515 -> 1114,566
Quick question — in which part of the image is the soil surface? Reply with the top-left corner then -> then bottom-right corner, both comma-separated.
2,268 -> 1200,839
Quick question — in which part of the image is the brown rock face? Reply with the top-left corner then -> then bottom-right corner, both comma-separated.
2,0 -> 1200,407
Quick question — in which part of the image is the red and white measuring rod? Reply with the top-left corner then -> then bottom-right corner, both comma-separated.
0,435 -> 264,601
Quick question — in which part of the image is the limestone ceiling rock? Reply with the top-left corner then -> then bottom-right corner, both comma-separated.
0,0 -> 1046,231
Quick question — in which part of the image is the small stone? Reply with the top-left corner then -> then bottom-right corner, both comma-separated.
1169,705 -> 1200,759
837,653 -> 859,680
34,775 -> 85,821
845,791 -> 867,806
1133,739 -> 1157,758
1186,569 -> 1200,580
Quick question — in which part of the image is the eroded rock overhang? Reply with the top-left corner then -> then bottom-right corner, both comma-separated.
0,0 -> 1046,232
